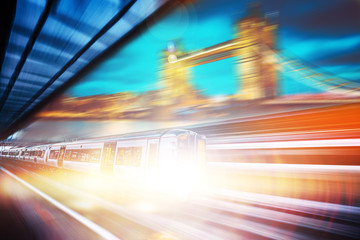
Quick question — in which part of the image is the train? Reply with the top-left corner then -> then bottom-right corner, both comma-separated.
0,129 -> 206,183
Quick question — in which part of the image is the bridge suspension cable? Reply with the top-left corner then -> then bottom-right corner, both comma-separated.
262,44 -> 360,96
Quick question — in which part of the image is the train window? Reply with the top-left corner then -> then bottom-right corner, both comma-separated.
78,150 -> 88,162
49,150 -> 59,159
54,151 -> 59,159
147,143 -> 158,167
64,150 -> 72,161
116,148 -> 130,166
71,151 -> 79,161
178,137 -> 189,165
178,135 -> 188,149
133,147 -> 142,166
101,142 -> 116,167
116,147 -> 142,166
87,149 -> 101,163
72,149 -> 100,163
116,148 -> 125,165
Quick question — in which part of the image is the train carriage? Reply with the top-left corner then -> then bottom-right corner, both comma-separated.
8,149 -> 19,160
20,148 -> 31,161
62,142 -> 104,174
28,145 -> 49,164
15,147 -> 25,160
113,138 -> 147,181
111,129 -> 206,183
1,129 -> 206,184
46,145 -> 61,167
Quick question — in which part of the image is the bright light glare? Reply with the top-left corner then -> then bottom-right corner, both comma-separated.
145,166 -> 206,198
132,202 -> 156,213
74,175 -> 105,191
70,200 -> 95,210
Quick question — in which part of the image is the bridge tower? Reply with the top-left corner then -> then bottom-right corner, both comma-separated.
160,41 -> 193,105
236,3 -> 278,100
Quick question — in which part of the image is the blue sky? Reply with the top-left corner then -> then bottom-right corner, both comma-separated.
67,0 -> 360,97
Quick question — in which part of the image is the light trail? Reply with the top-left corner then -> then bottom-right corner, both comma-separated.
15,165 -> 225,240
208,138 -> 360,149
174,41 -> 237,63
2,162 -> 360,239
207,162 -> 360,174
208,189 -> 360,223
194,197 -> 358,237
181,207 -> 305,240
0,167 -> 121,240
208,128 -> 360,140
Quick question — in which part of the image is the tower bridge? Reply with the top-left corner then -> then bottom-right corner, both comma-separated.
160,5 -> 360,104
161,4 -> 278,103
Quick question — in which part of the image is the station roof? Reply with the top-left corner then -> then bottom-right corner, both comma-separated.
0,0 -> 168,139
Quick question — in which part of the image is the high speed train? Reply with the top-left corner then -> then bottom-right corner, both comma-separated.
0,129 -> 206,182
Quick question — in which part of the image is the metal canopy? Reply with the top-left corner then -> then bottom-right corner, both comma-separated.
0,0 -> 167,139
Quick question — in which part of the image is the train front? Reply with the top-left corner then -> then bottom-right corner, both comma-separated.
147,129 -> 207,196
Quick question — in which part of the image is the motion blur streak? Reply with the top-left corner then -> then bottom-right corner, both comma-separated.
1,0 -> 360,239
1,159 -> 360,239
207,163 -> 360,174
208,189 -> 360,223
208,138 -> 360,149
0,167 -> 121,240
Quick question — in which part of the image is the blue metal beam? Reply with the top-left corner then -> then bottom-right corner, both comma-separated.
0,0 -> 55,113
9,0 -> 137,125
